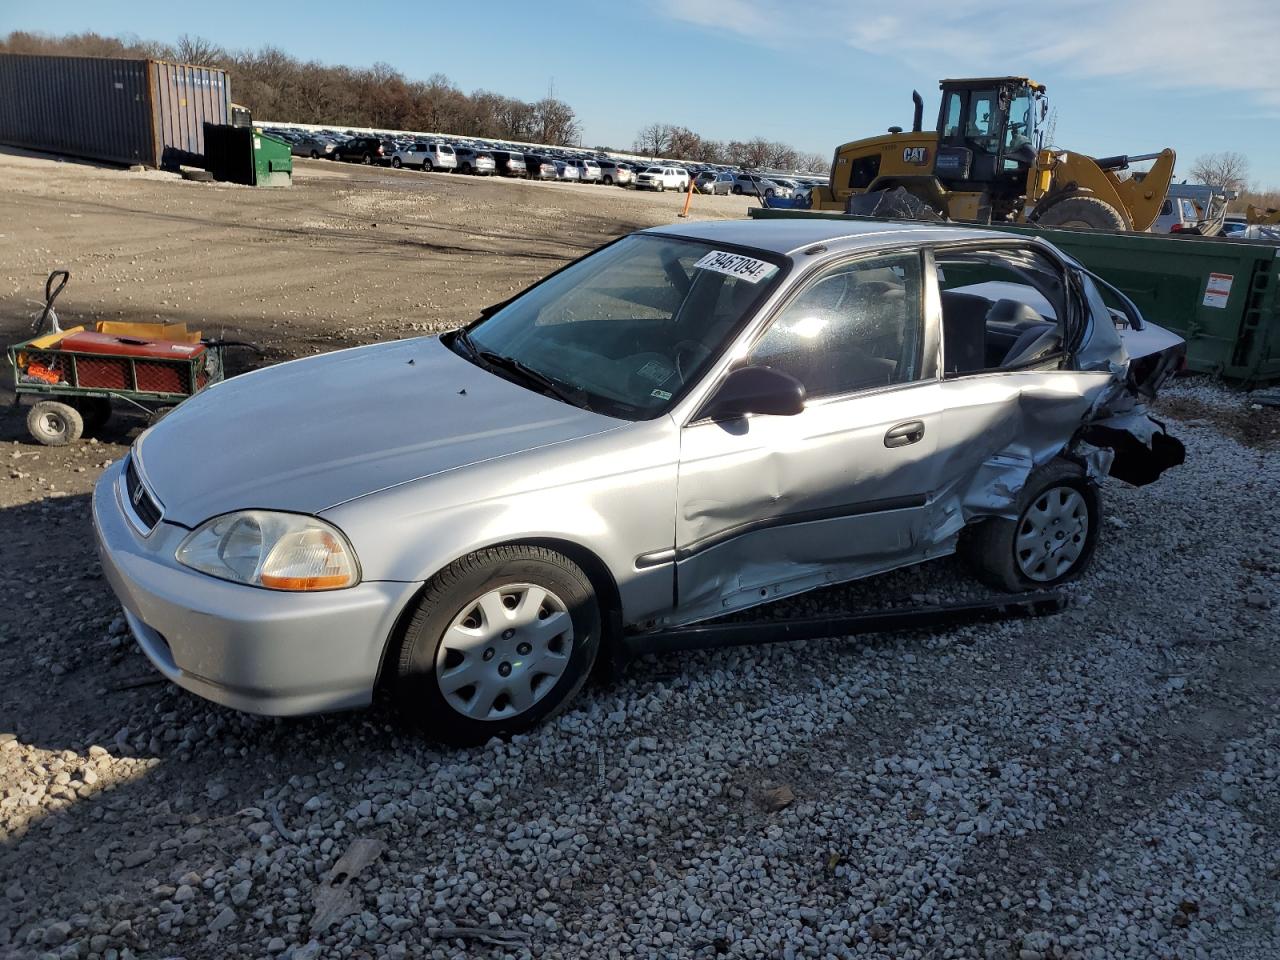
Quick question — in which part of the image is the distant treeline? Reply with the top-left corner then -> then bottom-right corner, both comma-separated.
632,123 -> 828,174
0,31 -> 583,146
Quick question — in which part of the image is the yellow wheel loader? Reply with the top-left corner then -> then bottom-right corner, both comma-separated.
810,77 -> 1176,232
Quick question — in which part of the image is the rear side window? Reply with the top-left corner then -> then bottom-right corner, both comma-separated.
749,253 -> 924,398
936,246 -> 1067,375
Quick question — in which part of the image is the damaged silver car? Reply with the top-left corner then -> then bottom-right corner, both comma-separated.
93,218 -> 1184,744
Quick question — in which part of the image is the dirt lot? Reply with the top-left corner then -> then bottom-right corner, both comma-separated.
1,150 -> 1278,960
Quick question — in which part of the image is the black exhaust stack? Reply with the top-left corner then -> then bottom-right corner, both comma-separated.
912,91 -> 924,133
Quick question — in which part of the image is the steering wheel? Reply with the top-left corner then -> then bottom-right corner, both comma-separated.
673,340 -> 711,383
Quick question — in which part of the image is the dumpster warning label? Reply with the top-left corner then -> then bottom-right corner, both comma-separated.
1203,273 -> 1233,308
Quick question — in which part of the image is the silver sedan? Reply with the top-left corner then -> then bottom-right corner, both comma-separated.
94,218 -> 1185,744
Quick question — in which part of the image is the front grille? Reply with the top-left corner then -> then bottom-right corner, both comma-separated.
124,457 -> 163,532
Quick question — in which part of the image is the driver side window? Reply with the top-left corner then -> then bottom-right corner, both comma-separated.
966,92 -> 999,154
747,254 -> 924,398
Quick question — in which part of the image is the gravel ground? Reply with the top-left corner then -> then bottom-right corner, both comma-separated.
1,151 -> 1279,960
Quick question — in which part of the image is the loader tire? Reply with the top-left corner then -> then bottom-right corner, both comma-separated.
1036,196 -> 1127,231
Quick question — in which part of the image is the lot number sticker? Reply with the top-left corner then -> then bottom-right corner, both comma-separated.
1203,272 -> 1233,308
695,251 -> 777,284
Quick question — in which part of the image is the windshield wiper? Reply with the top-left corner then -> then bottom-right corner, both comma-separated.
451,328 -> 482,359
475,348 -> 592,411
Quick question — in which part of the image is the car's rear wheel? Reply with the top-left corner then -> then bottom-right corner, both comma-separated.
423,159 -> 433,172
732,184 -> 743,195
310,150 -> 320,159
27,401 -> 83,446
362,153 -> 373,165
960,459 -> 1100,591
391,156 -> 402,168
392,545 -> 600,745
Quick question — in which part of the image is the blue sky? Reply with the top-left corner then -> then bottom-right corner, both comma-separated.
4,0 -> 1279,186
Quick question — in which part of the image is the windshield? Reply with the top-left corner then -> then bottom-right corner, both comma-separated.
458,234 -> 786,419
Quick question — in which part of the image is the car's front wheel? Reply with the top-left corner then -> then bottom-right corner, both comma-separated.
391,156 -> 402,168
392,546 -> 601,744
961,459 -> 1100,591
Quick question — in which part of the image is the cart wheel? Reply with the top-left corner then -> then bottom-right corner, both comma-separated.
27,401 -> 84,446
69,396 -> 111,431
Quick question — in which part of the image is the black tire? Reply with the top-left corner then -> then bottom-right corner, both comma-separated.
362,153 -> 372,165
423,159 -> 433,172
1036,196 -> 1127,231
68,396 -> 111,431
27,401 -> 83,446
392,545 -> 601,745
603,176 -> 613,186
462,163 -> 473,175
732,184 -> 743,195
391,156 -> 402,169
310,150 -> 320,160
764,188 -> 775,198
960,459 -> 1101,592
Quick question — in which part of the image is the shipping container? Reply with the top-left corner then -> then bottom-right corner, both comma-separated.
0,54 -> 231,168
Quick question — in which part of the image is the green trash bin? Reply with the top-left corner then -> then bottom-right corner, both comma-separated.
202,123 -> 292,187
252,131 -> 292,188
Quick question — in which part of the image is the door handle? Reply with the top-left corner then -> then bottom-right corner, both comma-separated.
884,420 -> 925,448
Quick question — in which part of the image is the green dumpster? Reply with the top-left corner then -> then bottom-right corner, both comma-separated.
748,208 -> 1280,384
201,123 -> 292,187
252,131 -> 292,187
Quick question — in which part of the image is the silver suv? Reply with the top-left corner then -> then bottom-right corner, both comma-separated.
391,141 -> 457,172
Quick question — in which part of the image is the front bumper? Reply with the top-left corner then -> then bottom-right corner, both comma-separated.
92,460 -> 420,716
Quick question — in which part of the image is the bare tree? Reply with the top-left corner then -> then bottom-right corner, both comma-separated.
633,123 -> 673,157
174,34 -> 223,66
533,98 -> 580,146
796,152 -> 829,175
667,126 -> 703,160
1189,152 -> 1251,193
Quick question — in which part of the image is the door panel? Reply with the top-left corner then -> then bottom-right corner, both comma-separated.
674,382 -> 947,622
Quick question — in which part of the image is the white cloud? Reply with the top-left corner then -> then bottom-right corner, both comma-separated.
655,0 -> 1280,112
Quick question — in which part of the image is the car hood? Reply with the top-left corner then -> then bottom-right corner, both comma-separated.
135,337 -> 623,527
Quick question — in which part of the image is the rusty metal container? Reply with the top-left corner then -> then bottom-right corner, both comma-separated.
0,53 -> 231,168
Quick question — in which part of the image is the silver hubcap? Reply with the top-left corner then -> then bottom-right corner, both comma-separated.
1016,486 -> 1089,582
435,583 -> 573,721
41,413 -> 65,437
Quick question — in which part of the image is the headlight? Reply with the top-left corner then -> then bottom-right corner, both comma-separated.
176,511 -> 360,591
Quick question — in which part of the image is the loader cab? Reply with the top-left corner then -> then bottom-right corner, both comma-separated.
933,77 -> 1046,188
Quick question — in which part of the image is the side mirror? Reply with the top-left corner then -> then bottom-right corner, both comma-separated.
700,366 -> 806,420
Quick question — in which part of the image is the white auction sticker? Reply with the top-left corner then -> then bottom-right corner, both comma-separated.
694,250 -> 777,284
1203,272 -> 1233,308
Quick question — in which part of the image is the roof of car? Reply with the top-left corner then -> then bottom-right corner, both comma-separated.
643,217 -> 1008,257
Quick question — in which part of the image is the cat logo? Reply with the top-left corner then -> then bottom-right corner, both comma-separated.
903,147 -> 929,165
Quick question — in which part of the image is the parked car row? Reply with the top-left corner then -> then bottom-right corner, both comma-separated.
261,124 -> 826,196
